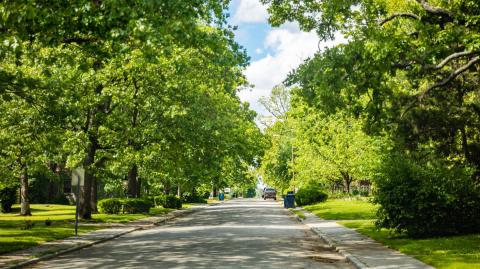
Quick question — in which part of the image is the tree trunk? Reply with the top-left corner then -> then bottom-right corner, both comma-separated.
127,164 -> 139,198
163,179 -> 170,195
212,186 -> 217,198
80,139 -> 97,219
341,172 -> 352,194
20,165 -> 31,216
177,185 -> 181,197
90,176 -> 98,213
137,177 -> 141,197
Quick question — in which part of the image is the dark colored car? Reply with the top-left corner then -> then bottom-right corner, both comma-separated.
262,188 -> 277,200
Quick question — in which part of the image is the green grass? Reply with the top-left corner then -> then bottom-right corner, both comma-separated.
339,220 -> 480,269
182,203 -> 207,209
304,199 -> 480,269
303,198 -> 378,220
289,208 -> 306,219
0,204 -> 174,254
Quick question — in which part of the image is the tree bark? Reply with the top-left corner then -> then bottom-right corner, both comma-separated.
163,179 -> 171,195
20,164 -> 31,216
341,171 -> 352,194
127,164 -> 139,198
90,176 -> 98,213
80,137 -> 97,219
212,186 -> 218,198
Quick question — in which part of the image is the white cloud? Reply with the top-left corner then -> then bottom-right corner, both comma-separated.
239,24 -> 321,116
255,48 -> 263,54
232,0 -> 268,23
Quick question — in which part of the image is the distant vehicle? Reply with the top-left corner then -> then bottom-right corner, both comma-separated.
262,188 -> 276,200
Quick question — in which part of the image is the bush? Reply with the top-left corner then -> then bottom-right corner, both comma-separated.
0,187 -> 17,213
98,198 -> 123,214
183,194 -> 207,204
164,194 -> 182,209
154,194 -> 166,207
122,198 -> 153,214
375,154 -> 480,238
295,187 -> 328,206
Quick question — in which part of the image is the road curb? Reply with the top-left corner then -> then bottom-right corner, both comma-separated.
285,208 -> 369,269
2,227 -> 141,269
2,204 -> 211,269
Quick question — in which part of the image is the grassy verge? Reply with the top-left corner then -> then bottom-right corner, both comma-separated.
0,204 -> 174,254
182,203 -> 207,209
304,198 -> 480,269
289,208 -> 306,220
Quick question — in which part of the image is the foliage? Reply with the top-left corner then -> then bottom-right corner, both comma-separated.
0,187 -> 16,213
154,195 -> 166,207
121,198 -> 153,214
99,198 -> 153,214
182,193 -> 207,204
261,0 -> 480,237
0,1 -> 263,219
98,198 -> 123,214
163,195 -> 182,209
374,154 -> 480,237
295,187 -> 328,206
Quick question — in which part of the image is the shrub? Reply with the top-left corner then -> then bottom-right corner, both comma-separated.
0,187 -> 17,213
295,187 -> 328,206
154,194 -> 166,207
374,154 -> 480,238
122,198 -> 153,214
98,198 -> 122,214
164,195 -> 182,209
45,219 -> 52,226
182,193 -> 207,203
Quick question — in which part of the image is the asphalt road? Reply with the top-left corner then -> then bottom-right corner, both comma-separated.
30,199 -> 352,269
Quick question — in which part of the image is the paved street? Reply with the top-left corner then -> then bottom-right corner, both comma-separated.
29,199 -> 351,269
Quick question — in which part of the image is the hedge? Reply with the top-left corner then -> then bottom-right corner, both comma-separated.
98,198 -> 153,214
295,187 -> 328,206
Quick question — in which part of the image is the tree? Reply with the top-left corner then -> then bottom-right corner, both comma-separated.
0,1 -> 261,219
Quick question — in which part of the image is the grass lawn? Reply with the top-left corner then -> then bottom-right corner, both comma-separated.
0,204 -> 174,254
304,198 -> 480,269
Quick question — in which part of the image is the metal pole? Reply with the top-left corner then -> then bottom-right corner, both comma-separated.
75,176 -> 80,236
291,144 -> 295,191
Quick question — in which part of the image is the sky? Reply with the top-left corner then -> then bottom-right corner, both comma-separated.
228,0 -> 337,117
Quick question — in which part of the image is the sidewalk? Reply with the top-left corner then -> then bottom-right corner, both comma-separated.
296,209 -> 435,269
0,204 -> 211,269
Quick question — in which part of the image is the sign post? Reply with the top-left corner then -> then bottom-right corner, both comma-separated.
71,167 -> 85,236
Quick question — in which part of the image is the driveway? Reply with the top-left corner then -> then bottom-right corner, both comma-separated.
29,199 -> 351,269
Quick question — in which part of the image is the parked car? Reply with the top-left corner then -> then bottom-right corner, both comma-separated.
262,188 -> 277,200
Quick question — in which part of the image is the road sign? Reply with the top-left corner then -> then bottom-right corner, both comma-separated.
71,167 -> 85,186
71,167 -> 84,236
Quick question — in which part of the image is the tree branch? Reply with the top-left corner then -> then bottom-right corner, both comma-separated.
379,13 -> 420,25
420,56 -> 480,98
402,56 -> 480,117
426,51 -> 476,70
415,0 -> 454,20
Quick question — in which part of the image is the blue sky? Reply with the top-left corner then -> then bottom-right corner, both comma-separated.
226,0 -> 321,118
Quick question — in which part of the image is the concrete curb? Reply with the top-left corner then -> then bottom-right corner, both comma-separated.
2,204 -> 213,269
285,208 -> 369,269
3,227 -> 141,269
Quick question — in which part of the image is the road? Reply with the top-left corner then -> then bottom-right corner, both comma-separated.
30,199 -> 352,269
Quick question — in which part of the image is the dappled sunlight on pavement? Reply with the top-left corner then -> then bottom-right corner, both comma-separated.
28,199 -> 351,269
